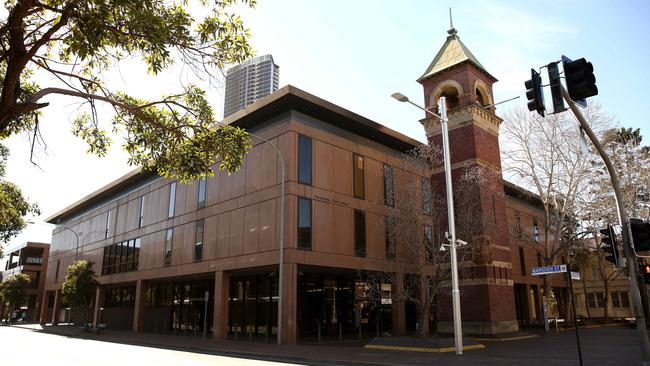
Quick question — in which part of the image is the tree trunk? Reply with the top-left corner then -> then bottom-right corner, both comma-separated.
582,276 -> 591,319
603,282 -> 609,320
417,307 -> 428,338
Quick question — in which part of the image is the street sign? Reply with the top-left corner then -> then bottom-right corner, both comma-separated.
571,271 -> 581,280
531,265 -> 567,276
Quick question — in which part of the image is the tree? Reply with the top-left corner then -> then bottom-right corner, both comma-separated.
358,145 -> 489,337
0,273 -> 31,322
1,0 -> 256,182
501,106 -> 610,323
0,143 -> 39,257
62,260 -> 99,327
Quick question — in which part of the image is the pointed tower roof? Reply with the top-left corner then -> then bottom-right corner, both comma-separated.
417,27 -> 497,83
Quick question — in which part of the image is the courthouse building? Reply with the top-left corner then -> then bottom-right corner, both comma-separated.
42,26 -> 581,341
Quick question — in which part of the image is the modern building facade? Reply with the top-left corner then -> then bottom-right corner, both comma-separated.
224,54 -> 280,118
1,242 -> 50,322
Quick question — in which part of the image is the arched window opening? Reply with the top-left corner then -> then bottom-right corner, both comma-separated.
439,86 -> 460,109
476,88 -> 486,107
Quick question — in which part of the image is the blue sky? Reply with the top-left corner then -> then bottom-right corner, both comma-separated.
3,0 -> 650,254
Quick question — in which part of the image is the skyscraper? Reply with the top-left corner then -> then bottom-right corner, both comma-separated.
223,54 -> 280,117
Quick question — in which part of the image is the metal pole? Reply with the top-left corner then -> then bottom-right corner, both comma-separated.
248,133 -> 286,345
562,86 -> 650,364
439,96 -> 464,355
566,267 -> 583,366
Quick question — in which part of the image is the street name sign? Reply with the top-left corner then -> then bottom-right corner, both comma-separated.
531,265 -> 567,276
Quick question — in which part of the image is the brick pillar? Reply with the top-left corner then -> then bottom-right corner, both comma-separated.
132,280 -> 144,332
280,262 -> 297,344
92,286 -> 101,328
392,272 -> 406,336
52,289 -> 62,325
213,270 -> 230,339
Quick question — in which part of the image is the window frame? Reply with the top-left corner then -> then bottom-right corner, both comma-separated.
354,209 -> 366,257
422,177 -> 432,215
164,228 -> 173,266
168,182 -> 176,218
353,154 -> 365,199
194,220 -> 204,262
297,197 -> 312,250
198,178 -> 207,209
139,196 -> 145,228
383,164 -> 394,207
298,134 -> 313,185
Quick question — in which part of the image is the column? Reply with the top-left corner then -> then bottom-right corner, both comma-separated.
391,272 -> 406,336
280,262 -> 298,344
52,289 -> 62,325
39,291 -> 49,324
132,280 -> 144,332
213,270 -> 230,339
92,286 -> 101,328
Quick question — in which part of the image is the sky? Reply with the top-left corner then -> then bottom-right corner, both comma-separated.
2,0 -> 650,260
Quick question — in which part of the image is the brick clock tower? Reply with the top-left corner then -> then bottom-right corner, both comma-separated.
419,25 -> 519,334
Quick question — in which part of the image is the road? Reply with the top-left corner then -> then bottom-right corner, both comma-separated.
0,325 -> 302,366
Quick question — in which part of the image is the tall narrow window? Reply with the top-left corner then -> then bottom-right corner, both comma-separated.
424,225 -> 433,263
353,154 -> 365,199
105,210 -> 111,239
55,259 -> 61,282
139,196 -> 145,228
297,197 -> 312,250
164,228 -> 173,266
383,164 -> 394,207
298,134 -> 312,185
354,209 -> 366,257
515,210 -> 522,235
533,218 -> 540,241
519,246 -> 526,276
194,220 -> 204,261
168,182 -> 176,218
422,178 -> 432,215
198,178 -> 206,209
385,216 -> 396,260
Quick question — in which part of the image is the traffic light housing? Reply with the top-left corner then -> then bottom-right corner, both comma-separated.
641,262 -> 650,285
547,62 -> 566,114
563,57 -> 598,101
600,225 -> 619,266
525,69 -> 545,117
631,218 -> 650,252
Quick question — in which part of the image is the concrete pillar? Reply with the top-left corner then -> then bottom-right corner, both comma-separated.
52,289 -> 62,325
39,291 -> 49,324
280,262 -> 298,344
92,286 -> 101,328
392,272 -> 406,336
132,280 -> 145,332
213,270 -> 230,339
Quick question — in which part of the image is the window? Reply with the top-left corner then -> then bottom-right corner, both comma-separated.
353,154 -> 365,199
587,292 -> 605,308
164,228 -> 173,266
298,134 -> 312,185
533,218 -> 539,241
519,246 -> 526,276
297,197 -> 312,250
383,165 -> 394,207
515,211 -> 522,236
385,217 -> 396,260
168,182 -> 176,218
139,196 -> 145,228
354,209 -> 366,257
612,292 -> 630,308
591,266 -> 600,280
195,220 -> 204,262
198,178 -> 206,209
422,178 -> 432,215
101,238 -> 141,275
55,259 -> 61,282
105,210 -> 111,239
424,225 -> 433,263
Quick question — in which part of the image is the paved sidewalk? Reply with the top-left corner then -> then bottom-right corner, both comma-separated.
8,323 -> 644,365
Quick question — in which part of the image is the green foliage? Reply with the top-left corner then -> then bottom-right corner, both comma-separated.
0,145 -> 40,257
1,0 -> 256,181
0,273 -> 31,309
62,260 -> 99,311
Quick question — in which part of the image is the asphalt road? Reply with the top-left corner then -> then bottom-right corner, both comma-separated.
0,325 -> 303,366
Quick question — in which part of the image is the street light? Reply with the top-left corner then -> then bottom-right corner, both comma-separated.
27,221 -> 80,260
248,133 -> 286,345
391,92 -> 464,355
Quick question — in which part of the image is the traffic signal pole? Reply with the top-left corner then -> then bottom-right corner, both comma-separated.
562,86 -> 650,364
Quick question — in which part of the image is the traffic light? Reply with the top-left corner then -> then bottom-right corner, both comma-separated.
641,262 -> 650,285
630,218 -> 650,252
600,225 -> 619,266
525,69 -> 545,117
547,62 -> 566,114
562,56 -> 598,101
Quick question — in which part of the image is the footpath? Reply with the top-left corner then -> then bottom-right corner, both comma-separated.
7,323 -> 642,366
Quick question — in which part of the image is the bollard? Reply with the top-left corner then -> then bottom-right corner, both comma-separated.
339,324 -> 342,342
318,324 -> 321,344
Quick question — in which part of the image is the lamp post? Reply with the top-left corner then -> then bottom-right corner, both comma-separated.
391,92 -> 464,355
248,133 -> 286,345
27,221 -> 80,260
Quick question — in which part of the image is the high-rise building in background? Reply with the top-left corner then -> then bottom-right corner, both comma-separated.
224,54 -> 279,117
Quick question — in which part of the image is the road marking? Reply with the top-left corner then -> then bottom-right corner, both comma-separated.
364,344 -> 485,353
